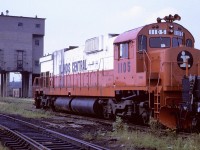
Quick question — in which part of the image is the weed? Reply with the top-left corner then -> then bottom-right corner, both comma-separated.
82,132 -> 94,141
107,117 -> 200,149
0,142 -> 9,150
149,117 -> 163,131
112,116 -> 128,133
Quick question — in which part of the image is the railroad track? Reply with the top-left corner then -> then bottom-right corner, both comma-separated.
0,114 -> 109,150
59,113 -> 194,139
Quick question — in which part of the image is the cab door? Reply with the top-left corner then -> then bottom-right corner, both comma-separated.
114,42 -> 134,86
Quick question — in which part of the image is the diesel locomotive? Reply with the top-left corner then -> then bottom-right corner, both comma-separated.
33,14 -> 200,130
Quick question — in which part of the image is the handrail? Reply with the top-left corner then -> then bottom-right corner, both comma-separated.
185,59 -> 188,77
155,60 -> 162,107
142,50 -> 152,108
198,60 -> 200,76
156,60 -> 162,87
33,77 -> 40,87
143,50 -> 152,92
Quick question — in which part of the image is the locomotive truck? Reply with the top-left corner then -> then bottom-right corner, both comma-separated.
33,14 -> 200,130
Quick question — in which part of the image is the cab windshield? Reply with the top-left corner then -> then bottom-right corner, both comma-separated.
172,37 -> 182,47
149,37 -> 170,48
139,35 -> 193,50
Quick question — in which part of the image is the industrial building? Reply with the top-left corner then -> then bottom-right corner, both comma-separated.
0,11 -> 45,97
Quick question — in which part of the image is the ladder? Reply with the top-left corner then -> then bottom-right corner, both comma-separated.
154,86 -> 162,119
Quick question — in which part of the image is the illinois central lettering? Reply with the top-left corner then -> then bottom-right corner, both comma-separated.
72,60 -> 87,73
65,60 -> 87,73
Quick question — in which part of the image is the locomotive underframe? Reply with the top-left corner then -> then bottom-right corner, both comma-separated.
34,89 -> 151,125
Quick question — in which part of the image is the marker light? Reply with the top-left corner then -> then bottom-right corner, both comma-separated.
169,24 -> 174,29
169,29 -> 174,34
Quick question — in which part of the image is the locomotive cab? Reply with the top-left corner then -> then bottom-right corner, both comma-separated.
113,14 -> 200,129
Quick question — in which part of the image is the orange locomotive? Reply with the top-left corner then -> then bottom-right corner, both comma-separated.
33,14 -> 200,130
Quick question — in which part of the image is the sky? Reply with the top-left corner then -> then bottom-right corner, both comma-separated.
1,0 -> 200,55
1,0 -> 200,81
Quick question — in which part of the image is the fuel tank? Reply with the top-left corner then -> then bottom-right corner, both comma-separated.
54,97 -> 73,112
70,97 -> 103,116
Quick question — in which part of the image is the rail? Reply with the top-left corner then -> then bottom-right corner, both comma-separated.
0,124 -> 46,149
0,113 -> 109,150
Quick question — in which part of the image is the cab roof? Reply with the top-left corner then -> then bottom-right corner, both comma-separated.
114,26 -> 143,44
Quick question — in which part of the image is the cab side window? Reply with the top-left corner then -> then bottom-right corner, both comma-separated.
186,39 -> 193,47
119,43 -> 129,58
138,35 -> 147,51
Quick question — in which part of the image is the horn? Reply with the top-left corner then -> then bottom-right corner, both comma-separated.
174,14 -> 181,21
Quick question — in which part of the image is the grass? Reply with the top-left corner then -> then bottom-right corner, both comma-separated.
108,117 -> 200,150
109,130 -> 200,150
0,139 -> 9,150
81,117 -> 200,150
82,132 -> 95,141
0,143 -> 8,150
0,97 -> 53,118
0,97 -> 54,150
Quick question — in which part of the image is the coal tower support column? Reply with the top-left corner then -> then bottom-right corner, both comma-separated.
0,72 -> 9,97
22,72 -> 32,98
